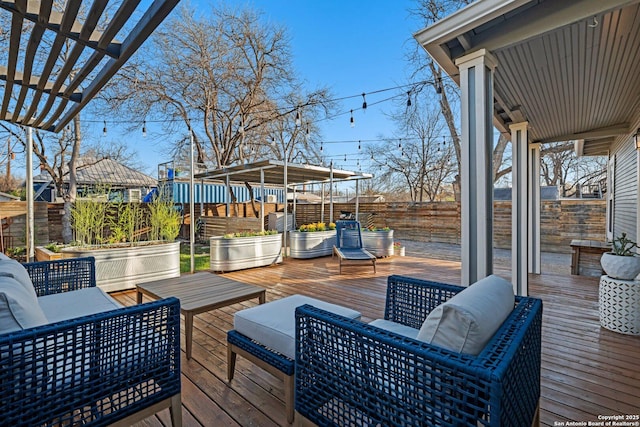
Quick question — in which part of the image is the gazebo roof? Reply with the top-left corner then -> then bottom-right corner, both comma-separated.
0,0 -> 179,132
194,160 -> 372,187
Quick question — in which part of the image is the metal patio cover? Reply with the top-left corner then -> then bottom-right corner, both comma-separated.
414,0 -> 640,155
0,0 -> 179,133
194,160 -> 373,187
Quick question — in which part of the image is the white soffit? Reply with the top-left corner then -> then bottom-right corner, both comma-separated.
415,0 -> 640,155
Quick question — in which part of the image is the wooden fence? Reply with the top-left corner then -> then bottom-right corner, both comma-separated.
0,199 -> 606,254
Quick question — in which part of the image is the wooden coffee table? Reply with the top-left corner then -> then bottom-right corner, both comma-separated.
137,272 -> 266,359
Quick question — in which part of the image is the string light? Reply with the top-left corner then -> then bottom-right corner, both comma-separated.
344,154 -> 347,162
320,141 -> 323,152
406,91 -> 412,107
295,107 -> 301,126
142,120 -> 147,137
102,120 -> 107,136
362,93 -> 367,110
358,140 -> 361,150
350,110 -> 355,128
435,77 -> 442,94
398,138 -> 402,149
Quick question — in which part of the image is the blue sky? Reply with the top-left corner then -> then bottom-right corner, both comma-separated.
72,1 -> 425,180
249,1 -> 423,171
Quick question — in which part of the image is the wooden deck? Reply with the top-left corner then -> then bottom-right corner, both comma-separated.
112,255 -> 640,426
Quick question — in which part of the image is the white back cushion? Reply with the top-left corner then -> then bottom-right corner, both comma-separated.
0,275 -> 48,333
416,275 -> 515,355
0,255 -> 38,300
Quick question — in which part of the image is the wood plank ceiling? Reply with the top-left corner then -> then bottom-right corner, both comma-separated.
416,0 -> 640,156
0,0 -> 180,133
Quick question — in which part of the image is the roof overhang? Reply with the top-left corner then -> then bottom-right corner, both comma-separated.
414,0 -> 640,156
0,0 -> 180,132
194,160 -> 372,187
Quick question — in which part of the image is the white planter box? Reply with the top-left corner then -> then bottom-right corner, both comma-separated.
361,230 -> 394,257
210,233 -> 283,272
289,230 -> 336,259
61,241 -> 181,292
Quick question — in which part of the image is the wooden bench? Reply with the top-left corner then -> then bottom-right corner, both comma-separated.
570,239 -> 611,276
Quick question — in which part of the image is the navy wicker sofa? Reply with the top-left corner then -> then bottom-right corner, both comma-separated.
0,256 -> 181,426
295,275 -> 543,426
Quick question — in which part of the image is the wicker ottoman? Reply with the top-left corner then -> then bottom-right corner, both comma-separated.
227,295 -> 361,423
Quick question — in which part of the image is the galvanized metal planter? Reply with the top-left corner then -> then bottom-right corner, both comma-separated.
210,233 -> 283,272
61,241 -> 181,292
289,230 -> 336,259
361,230 -> 394,257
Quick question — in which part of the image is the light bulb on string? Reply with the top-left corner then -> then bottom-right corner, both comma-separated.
350,110 -> 355,128
344,154 -> 347,162
103,120 -> 107,136
435,77 -> 442,94
406,91 -> 412,107
306,122 -> 310,135
295,107 -> 301,126
320,142 -> 323,152
271,136 -> 276,147
358,140 -> 361,150
398,138 -> 402,149
362,93 -> 367,110
142,120 -> 147,137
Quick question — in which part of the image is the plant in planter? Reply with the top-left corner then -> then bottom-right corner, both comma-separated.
38,190 -> 183,292
601,233 -> 640,280
290,222 -> 337,259
393,241 -> 405,256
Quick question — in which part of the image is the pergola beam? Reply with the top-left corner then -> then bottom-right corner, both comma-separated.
53,0 -> 180,132
0,0 -> 122,58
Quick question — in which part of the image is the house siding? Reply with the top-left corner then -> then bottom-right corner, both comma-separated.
611,137 -> 637,241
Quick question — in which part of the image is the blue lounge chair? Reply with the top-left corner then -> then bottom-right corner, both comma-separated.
333,220 -> 376,274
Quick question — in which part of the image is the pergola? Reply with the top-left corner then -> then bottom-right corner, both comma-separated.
194,159 -> 373,248
415,0 -> 640,293
0,0 -> 180,258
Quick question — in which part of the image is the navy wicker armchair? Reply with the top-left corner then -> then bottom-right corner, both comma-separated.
0,256 -> 181,426
295,275 -> 543,426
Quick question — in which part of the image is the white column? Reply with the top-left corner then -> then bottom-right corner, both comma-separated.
510,122 -> 529,295
455,49 -> 498,286
529,143 -> 541,275
26,127 -> 34,262
189,127 -> 195,273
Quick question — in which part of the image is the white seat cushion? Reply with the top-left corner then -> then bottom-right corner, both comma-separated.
368,319 -> 419,339
38,287 -> 122,323
234,294 -> 361,359
417,275 -> 515,355
0,275 -> 48,333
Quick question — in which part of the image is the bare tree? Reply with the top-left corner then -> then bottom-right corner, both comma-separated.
539,141 -> 606,197
408,0 -> 510,196
102,5 -> 333,171
369,102 -> 456,202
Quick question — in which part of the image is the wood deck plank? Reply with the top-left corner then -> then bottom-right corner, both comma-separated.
112,255 -> 640,426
